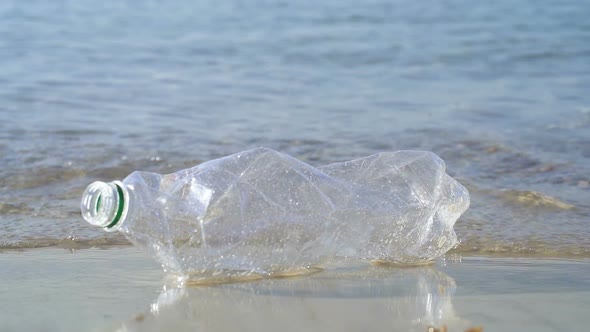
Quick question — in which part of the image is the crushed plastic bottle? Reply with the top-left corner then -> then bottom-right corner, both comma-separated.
81,148 -> 469,278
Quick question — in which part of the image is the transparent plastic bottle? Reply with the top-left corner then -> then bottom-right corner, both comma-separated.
81,148 -> 469,278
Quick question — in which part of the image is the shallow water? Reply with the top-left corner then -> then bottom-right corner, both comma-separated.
1,247 -> 589,332
1,0 -> 589,257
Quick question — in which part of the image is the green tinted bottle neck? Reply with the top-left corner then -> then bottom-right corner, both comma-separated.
81,181 -> 129,232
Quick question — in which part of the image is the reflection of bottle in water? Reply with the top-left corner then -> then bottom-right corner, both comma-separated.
81,148 -> 469,276
116,266 -> 469,332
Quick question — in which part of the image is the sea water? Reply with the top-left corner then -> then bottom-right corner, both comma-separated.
1,0 -> 589,258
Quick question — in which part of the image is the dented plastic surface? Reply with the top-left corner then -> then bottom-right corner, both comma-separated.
84,148 -> 470,277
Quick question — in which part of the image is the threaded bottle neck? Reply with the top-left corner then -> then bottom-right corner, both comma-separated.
81,181 -> 129,232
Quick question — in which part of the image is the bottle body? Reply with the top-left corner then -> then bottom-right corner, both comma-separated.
88,148 -> 469,277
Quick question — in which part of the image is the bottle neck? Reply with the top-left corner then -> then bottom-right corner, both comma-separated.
81,180 -> 129,232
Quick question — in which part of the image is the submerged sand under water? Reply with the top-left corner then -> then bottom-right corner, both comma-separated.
2,134 -> 589,258
1,247 -> 588,332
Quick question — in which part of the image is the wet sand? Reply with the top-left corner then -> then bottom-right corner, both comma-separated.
1,247 -> 588,332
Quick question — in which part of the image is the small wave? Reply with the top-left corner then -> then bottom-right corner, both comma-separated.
452,238 -> 590,258
499,189 -> 575,210
0,203 -> 34,215
2,235 -> 589,259
0,236 -> 130,251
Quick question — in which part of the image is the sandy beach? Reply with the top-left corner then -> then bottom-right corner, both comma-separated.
1,247 -> 588,332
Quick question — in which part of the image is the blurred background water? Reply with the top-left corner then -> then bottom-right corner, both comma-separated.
1,0 -> 589,257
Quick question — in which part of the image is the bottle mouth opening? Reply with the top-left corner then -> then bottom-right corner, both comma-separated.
81,181 -> 128,232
